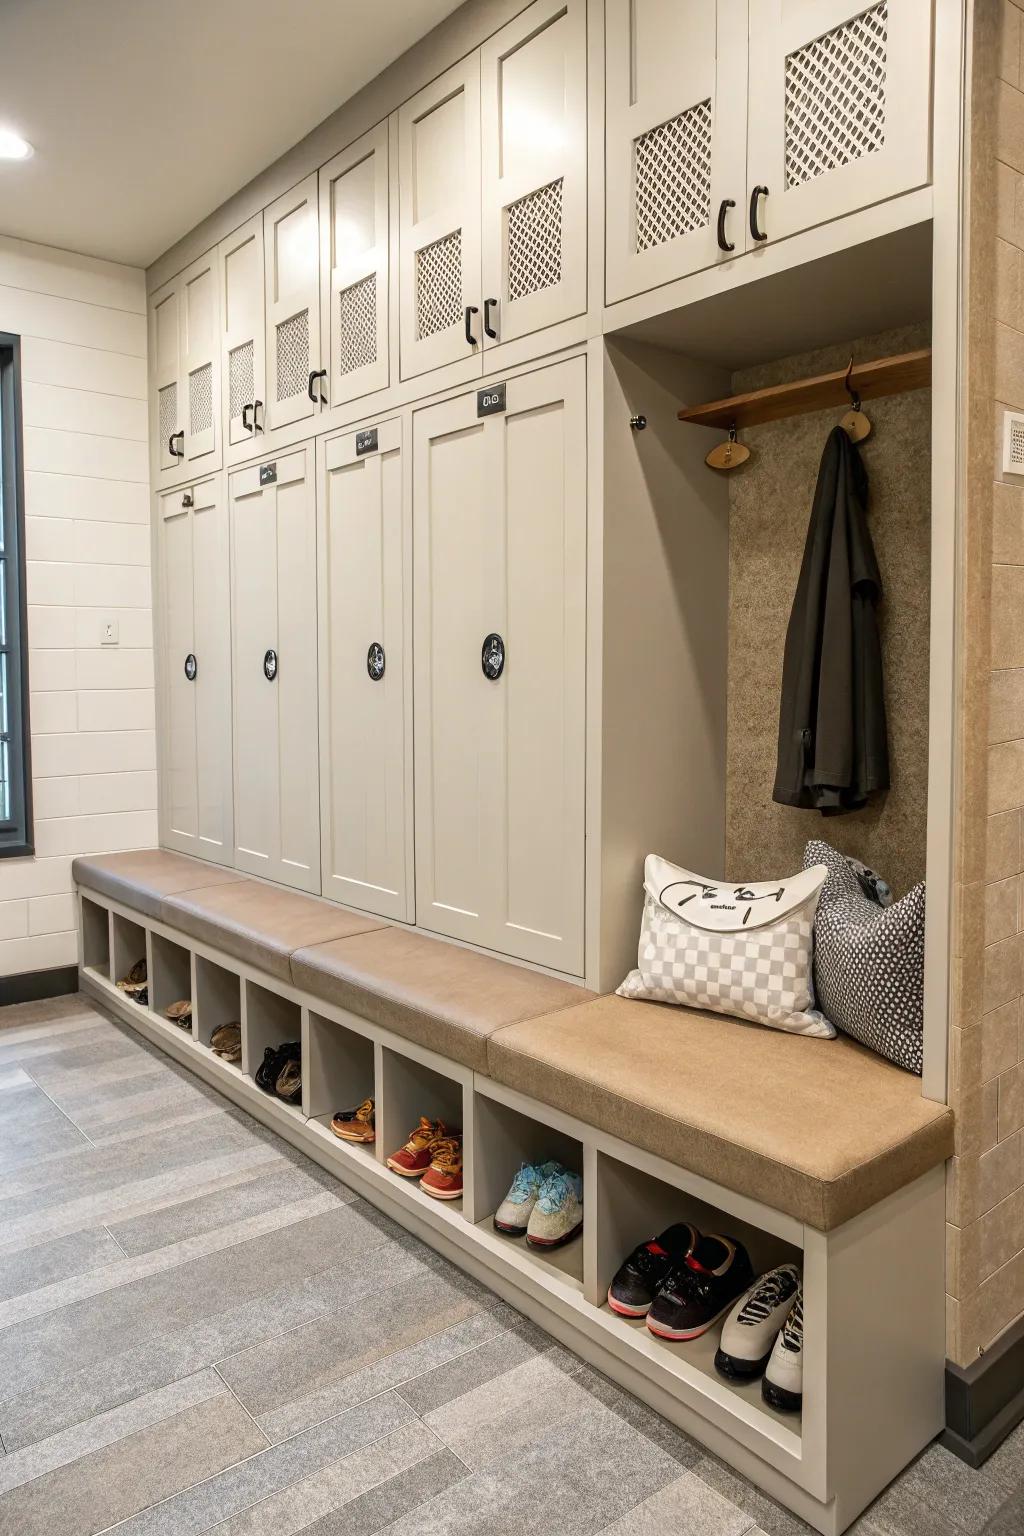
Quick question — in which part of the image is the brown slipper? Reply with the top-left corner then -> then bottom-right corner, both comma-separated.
165,1000 -> 193,1029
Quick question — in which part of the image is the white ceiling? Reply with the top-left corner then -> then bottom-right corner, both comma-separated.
0,0 -> 464,270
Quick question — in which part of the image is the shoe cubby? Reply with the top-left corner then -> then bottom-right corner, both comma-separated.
590,1150 -> 803,1435
148,933 -> 193,1030
377,1046 -> 465,1206
470,1091 -> 585,1290
80,895 -> 111,979
110,912 -> 148,999
305,1010 -> 377,1157
193,955 -> 242,1048
242,980 -> 302,1089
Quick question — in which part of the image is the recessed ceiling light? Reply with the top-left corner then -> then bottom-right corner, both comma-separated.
0,130 -> 33,161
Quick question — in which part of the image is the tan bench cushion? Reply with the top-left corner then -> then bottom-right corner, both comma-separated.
73,849 -> 245,921
487,994 -> 954,1230
161,882 -> 387,983
292,926 -> 595,1073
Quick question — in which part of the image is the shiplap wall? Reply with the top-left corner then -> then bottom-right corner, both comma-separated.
0,234 -> 152,975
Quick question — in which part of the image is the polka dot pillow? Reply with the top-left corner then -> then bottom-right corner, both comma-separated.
804,839 -> 925,1075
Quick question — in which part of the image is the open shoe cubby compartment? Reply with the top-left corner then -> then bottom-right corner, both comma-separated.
110,912 -> 148,998
305,1010 -> 377,1160
148,933 -> 193,1029
243,981 -> 302,1096
377,1047 -> 466,1207
80,896 -> 110,979
194,955 -> 242,1048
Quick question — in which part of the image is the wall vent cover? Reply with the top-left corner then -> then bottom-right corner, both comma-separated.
507,178 -> 563,301
784,2 -> 887,189
276,310 -> 310,402
416,229 -> 463,340
1003,410 -> 1024,476
228,341 -> 254,422
634,99 -> 713,253
339,274 -> 377,375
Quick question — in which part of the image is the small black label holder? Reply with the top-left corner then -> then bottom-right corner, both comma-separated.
477,383 -> 506,417
259,462 -> 277,485
356,428 -> 379,457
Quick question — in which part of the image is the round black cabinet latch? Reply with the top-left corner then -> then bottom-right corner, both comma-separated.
481,633 -> 505,681
367,642 -> 385,681
263,648 -> 278,682
184,653 -> 197,682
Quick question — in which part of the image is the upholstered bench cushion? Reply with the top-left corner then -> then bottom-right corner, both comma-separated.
487,994 -> 954,1230
160,882 -> 387,983
292,926 -> 595,1073
73,849 -> 245,921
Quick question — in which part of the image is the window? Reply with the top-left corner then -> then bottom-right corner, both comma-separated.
0,335 -> 32,856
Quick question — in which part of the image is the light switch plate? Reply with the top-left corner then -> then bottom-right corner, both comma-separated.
101,617 -> 119,646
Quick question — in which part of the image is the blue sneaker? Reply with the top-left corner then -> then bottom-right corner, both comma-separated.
527,1167 -> 584,1249
493,1160 -> 562,1237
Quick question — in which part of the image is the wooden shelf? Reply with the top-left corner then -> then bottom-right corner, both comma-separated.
677,348 -> 932,431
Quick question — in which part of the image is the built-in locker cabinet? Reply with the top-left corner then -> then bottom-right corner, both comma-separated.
413,356 -> 586,975
605,0 -> 748,303
746,0 -> 932,245
179,249 -> 222,474
150,280 -> 183,488
219,213 -> 267,461
229,445 -> 320,893
398,56 -> 482,380
157,477 -> 232,863
264,175 -> 323,432
480,0 -> 587,346
319,123 -> 390,414
318,419 -> 411,921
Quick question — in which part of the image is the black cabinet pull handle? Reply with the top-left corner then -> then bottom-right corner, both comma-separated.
184,654 -> 197,681
168,430 -> 184,459
484,298 -> 499,340
241,403 -> 254,433
253,399 -> 263,432
749,186 -> 769,243
481,633 -> 505,681
263,649 -> 278,682
465,306 -> 479,346
717,199 -> 736,253
307,369 -> 328,404
367,642 -> 385,681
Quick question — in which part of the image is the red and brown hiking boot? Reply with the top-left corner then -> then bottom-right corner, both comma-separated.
420,1136 -> 464,1200
386,1116 -> 451,1178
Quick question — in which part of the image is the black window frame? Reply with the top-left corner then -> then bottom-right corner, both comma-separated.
0,333 -> 33,858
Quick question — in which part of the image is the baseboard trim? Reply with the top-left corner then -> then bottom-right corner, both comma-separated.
0,964 -> 78,1008
943,1314 -> 1024,1466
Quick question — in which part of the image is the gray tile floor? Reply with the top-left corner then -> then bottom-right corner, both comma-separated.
0,996 -> 1020,1536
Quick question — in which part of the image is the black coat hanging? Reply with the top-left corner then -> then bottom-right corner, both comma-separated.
773,425 -> 889,815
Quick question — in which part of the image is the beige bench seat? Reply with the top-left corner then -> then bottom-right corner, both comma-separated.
292,926 -> 595,1073
72,850 -> 245,921
487,994 -> 954,1230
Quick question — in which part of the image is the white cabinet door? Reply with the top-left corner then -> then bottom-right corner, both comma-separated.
747,0 -> 932,245
158,477 -> 232,863
150,279 -> 184,486
230,445 -> 320,892
413,356 -> 587,974
219,213 -> 266,458
264,175 -> 322,432
320,123 -> 390,413
319,418 -> 410,920
398,56 -> 482,380
179,250 -> 221,474
481,0 -> 587,346
605,0 -> 749,303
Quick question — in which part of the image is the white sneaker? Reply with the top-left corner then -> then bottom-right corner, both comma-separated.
714,1263 -> 800,1380
762,1290 -> 803,1412
493,1160 -> 562,1237
526,1167 -> 583,1249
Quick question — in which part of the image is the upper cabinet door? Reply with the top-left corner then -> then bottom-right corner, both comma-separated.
179,250 -> 221,473
320,123 -> 390,413
219,213 -> 267,458
746,0 -> 932,245
319,419 -> 411,921
481,0 -> 587,347
150,280 -> 184,486
264,174 -> 322,432
398,57 -> 482,380
605,0 -> 749,304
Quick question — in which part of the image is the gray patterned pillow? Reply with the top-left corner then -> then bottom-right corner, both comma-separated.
804,840 -> 925,1074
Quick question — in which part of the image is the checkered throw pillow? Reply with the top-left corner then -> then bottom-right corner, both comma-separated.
618,854 -> 834,1038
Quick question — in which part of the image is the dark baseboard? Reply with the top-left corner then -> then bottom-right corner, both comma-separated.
0,964 -> 78,1008
943,1314 -> 1024,1466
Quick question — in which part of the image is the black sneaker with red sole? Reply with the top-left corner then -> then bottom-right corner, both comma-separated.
646,1235 -> 754,1341
607,1222 -> 700,1318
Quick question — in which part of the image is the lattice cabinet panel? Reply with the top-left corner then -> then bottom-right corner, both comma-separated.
275,310 -> 311,403
747,0 -> 931,245
189,364 -> 213,437
264,174 -> 321,431
482,0 -> 586,346
320,123 -> 389,412
416,230 -> 464,340
339,276 -> 377,375
219,213 -> 266,457
158,381 -> 178,464
605,0 -> 748,304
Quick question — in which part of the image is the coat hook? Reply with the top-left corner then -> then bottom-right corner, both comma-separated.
705,420 -> 751,472
841,356 -> 872,443
630,414 -> 647,431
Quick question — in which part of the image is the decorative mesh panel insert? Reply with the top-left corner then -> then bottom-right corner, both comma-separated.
784,2 -> 887,188
228,341 -> 254,422
339,275 -> 377,375
507,179 -> 563,302
634,100 -> 713,252
158,382 -> 177,446
276,309 -> 310,402
416,230 -> 463,340
189,364 -> 213,436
